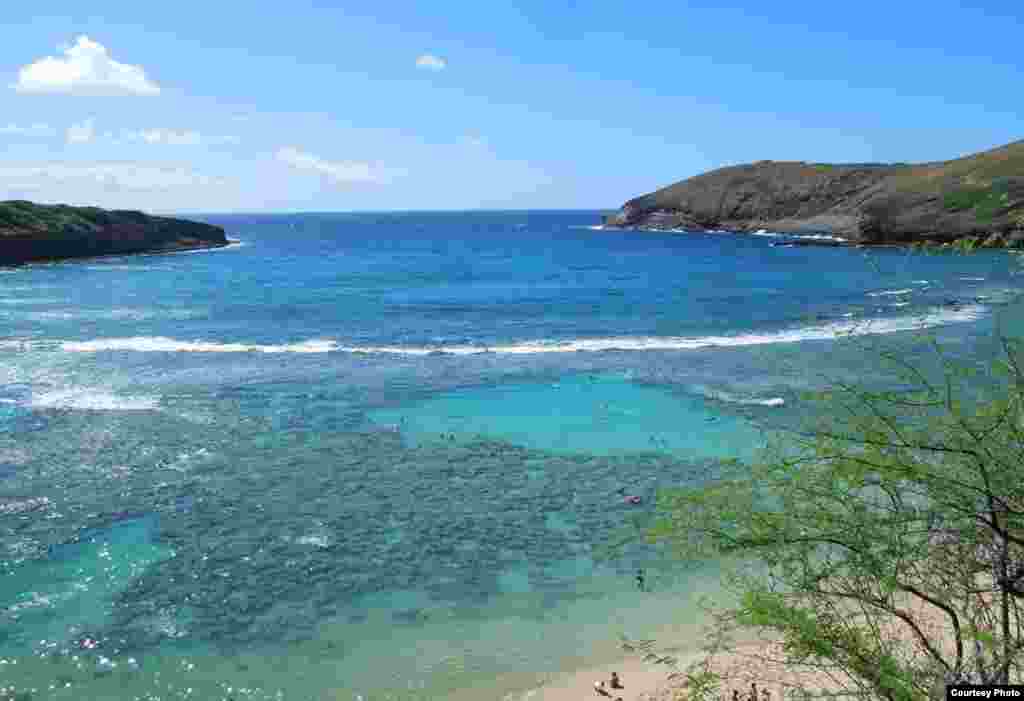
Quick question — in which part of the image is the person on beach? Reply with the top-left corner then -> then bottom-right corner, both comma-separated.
732,690 -> 741,701
761,689 -> 771,701
610,672 -> 623,689
594,680 -> 612,697
749,682 -> 758,701
635,568 -> 646,592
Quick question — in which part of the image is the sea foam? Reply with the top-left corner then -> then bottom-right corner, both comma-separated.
791,233 -> 845,242
691,386 -> 786,407
29,389 -> 160,411
867,288 -> 914,297
33,304 -> 985,356
60,337 -> 338,354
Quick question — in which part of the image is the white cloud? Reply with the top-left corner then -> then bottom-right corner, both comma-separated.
14,36 -> 160,96
66,119 -> 95,144
0,123 -> 55,137
127,128 -> 203,146
0,163 -> 226,191
275,146 -> 390,185
415,54 -> 447,71
60,124 -> 239,147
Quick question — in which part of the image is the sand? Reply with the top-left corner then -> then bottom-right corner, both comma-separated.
512,589 -> 973,701
513,652 -> 694,701
510,626 -> 849,701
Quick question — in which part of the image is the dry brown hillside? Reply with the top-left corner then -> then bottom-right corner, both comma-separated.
606,140 -> 1024,245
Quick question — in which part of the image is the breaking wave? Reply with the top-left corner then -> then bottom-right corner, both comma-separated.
867,288 -> 914,297
0,304 -> 985,357
61,338 -> 337,353
791,233 -> 845,242
690,386 -> 786,407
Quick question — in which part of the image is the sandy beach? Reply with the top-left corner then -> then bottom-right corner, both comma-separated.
513,589 -> 973,701
512,651 -> 697,701
509,631 -> 844,701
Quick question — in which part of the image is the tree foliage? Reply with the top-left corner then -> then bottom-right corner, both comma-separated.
649,336 -> 1024,700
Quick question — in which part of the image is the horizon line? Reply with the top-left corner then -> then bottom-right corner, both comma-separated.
157,207 -> 617,217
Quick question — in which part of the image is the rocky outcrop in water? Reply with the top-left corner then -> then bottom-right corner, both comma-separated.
605,140 -> 1024,247
0,200 -> 229,265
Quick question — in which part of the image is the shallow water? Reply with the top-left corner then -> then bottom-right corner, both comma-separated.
2,212 -> 1023,699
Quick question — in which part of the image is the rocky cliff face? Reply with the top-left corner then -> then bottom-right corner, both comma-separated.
605,140 -> 1024,247
0,201 -> 229,265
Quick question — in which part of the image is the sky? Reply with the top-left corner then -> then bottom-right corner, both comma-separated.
0,1 -> 1021,213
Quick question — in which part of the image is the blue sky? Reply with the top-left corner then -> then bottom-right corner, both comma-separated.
0,1 -> 1021,213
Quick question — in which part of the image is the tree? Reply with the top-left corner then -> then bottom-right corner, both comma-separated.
648,335 -> 1024,700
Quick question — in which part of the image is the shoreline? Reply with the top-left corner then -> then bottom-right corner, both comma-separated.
596,224 -> 1024,252
503,625 -> 840,701
509,584 -> 979,701
0,238 -> 239,268
509,652 -> 693,701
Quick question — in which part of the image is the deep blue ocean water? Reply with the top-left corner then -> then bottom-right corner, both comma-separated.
1,210 -> 1023,700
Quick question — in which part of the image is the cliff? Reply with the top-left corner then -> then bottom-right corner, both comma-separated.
0,200 -> 229,265
605,140 -> 1024,247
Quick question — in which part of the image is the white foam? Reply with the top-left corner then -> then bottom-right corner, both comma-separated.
959,277 -> 986,281
294,533 -> 331,548
61,337 -> 338,354
29,389 -> 160,411
752,230 -> 844,242
166,447 -> 211,472
0,340 -> 39,351
23,311 -> 77,320
890,302 -> 911,307
867,288 -> 914,297
913,280 -> 931,285
2,304 -> 987,359
169,239 -> 245,254
0,298 -> 63,305
697,388 -> 786,407
792,233 -> 845,242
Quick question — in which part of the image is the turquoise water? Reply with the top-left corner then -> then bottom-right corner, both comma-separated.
370,374 -> 766,461
2,212 -> 1024,699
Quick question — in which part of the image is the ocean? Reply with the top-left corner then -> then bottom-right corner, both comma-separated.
1,210 -> 1022,700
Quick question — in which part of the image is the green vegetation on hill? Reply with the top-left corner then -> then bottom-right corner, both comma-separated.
0,200 -> 227,264
943,180 -> 1012,222
0,200 -> 148,237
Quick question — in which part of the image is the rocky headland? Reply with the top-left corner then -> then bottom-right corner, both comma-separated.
0,200 -> 230,265
604,140 -> 1024,248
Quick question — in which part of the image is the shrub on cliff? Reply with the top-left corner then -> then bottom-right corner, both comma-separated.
650,334 -> 1024,700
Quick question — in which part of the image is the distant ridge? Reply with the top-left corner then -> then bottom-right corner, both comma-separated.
605,140 -> 1024,247
0,200 -> 229,265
